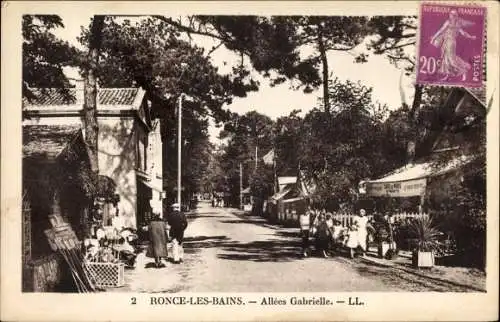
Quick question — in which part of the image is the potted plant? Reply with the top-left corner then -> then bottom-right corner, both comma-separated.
409,217 -> 441,268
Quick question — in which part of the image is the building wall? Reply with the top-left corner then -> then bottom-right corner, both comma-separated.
23,114 -> 141,228
147,121 -> 164,217
23,115 -> 83,127
98,117 -> 138,228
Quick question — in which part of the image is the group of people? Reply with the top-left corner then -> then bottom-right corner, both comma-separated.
145,203 -> 188,268
211,192 -> 224,207
298,207 -> 369,258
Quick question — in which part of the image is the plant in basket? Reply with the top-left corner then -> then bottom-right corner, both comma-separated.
408,217 -> 442,268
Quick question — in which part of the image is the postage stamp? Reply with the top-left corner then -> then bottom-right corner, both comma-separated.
417,3 -> 486,88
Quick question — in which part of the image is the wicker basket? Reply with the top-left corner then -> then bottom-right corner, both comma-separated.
84,262 -> 125,288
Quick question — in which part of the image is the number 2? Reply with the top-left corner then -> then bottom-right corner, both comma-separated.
131,297 -> 137,305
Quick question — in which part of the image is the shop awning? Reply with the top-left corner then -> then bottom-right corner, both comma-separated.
277,176 -> 296,191
364,156 -> 471,197
283,197 -> 304,204
270,187 -> 291,201
138,177 -> 163,193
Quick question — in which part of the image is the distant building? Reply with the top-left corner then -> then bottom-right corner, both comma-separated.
267,174 -> 315,225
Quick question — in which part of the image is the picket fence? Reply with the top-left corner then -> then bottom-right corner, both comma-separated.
274,209 -> 429,228
330,212 -> 429,228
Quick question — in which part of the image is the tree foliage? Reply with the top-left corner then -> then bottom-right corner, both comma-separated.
274,109 -> 304,176
22,15 -> 81,100
367,16 -> 417,74
217,111 -> 275,207
298,78 -> 390,203
79,17 -> 255,123
168,15 -> 323,92
288,16 -> 369,112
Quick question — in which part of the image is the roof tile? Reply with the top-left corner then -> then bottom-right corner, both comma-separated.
23,88 -> 141,107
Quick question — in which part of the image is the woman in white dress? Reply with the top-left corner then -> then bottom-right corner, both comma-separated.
346,209 -> 369,258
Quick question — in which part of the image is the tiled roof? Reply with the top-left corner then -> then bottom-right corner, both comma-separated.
23,125 -> 81,161
99,88 -> 141,105
23,88 -> 142,107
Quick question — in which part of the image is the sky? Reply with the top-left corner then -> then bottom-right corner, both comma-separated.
53,15 -> 416,144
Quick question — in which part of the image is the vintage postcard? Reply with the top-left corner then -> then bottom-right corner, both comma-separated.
1,1 -> 499,321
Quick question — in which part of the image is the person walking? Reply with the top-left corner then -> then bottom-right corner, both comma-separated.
315,213 -> 332,258
299,208 -> 311,258
167,203 -> 188,264
146,213 -> 168,268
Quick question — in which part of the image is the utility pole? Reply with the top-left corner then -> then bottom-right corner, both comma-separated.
239,162 -> 243,210
177,94 -> 183,207
273,156 -> 277,194
176,63 -> 188,208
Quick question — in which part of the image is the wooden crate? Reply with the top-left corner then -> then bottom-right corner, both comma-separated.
84,262 -> 124,288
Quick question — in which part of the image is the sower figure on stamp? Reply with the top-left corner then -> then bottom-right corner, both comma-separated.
168,203 -> 188,264
430,10 -> 477,81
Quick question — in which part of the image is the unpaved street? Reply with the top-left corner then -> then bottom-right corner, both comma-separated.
115,201 -> 479,293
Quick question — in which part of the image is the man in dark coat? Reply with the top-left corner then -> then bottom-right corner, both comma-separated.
167,203 -> 188,264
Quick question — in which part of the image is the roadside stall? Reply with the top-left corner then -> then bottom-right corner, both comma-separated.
362,155 -> 472,263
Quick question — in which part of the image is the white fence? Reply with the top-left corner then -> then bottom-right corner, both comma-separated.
330,212 -> 430,228
389,212 -> 429,223
272,208 -> 430,228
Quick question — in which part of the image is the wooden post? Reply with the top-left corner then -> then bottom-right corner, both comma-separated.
177,95 -> 183,206
239,162 -> 243,210
255,146 -> 258,172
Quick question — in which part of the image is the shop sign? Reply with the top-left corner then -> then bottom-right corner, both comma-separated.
365,178 -> 427,197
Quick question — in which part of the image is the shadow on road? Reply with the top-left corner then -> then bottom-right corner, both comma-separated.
190,211 -> 222,216
220,217 -> 278,230
217,239 -> 302,262
183,235 -> 231,253
189,215 -> 228,219
221,219 -> 267,225
274,230 -> 299,238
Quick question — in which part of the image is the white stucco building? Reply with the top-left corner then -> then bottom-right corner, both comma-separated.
22,81 -> 164,228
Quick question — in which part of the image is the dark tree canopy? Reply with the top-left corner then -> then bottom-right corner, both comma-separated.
22,15 -> 81,100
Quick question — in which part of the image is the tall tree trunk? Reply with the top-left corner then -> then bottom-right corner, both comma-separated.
410,84 -> 423,119
317,30 -> 330,113
84,16 -> 105,194
407,83 -> 423,160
